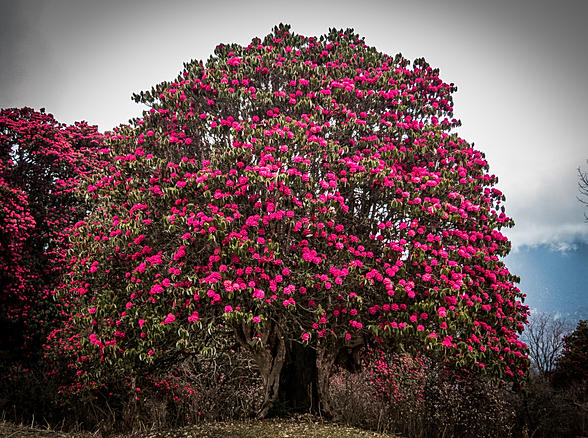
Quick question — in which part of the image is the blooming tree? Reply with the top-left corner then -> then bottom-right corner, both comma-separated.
0,107 -> 102,357
51,25 -> 529,416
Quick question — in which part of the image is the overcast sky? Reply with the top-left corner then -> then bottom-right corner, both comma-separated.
1,0 -> 586,316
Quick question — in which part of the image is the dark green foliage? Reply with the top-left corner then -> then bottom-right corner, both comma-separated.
552,320 -> 588,389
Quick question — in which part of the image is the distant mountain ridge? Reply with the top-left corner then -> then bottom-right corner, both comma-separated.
505,241 -> 588,321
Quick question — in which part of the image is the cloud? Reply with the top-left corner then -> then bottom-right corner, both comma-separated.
1,0 -> 587,250
507,222 -> 588,252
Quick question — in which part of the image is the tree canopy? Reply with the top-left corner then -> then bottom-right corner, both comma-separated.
47,25 -> 530,416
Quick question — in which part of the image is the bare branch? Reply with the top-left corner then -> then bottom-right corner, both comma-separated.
522,312 -> 574,374
578,161 -> 588,221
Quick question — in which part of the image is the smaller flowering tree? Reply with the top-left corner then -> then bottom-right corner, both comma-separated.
51,25 -> 530,417
0,180 -> 35,304
0,107 -> 102,357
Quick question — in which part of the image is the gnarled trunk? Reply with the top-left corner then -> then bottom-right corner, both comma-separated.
234,320 -> 287,418
234,322 -> 339,418
315,344 -> 337,417
271,340 -> 337,418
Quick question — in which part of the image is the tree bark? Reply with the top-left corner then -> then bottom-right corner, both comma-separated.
256,334 -> 286,418
234,320 -> 287,418
315,343 -> 337,418
234,322 -> 350,418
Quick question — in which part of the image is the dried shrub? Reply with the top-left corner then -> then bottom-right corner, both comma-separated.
330,350 -> 521,438
422,368 -> 519,438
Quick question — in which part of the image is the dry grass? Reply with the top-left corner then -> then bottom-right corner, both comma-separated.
0,419 -> 98,438
0,416 -> 401,438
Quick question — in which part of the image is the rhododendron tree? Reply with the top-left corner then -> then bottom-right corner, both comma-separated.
52,25 -> 529,417
0,107 -> 102,357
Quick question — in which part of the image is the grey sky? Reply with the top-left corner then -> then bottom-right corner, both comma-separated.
1,0 -> 587,250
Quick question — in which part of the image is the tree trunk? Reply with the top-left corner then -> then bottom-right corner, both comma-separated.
269,341 -> 337,418
234,322 -> 339,418
315,344 -> 337,417
257,336 -> 286,418
234,320 -> 287,418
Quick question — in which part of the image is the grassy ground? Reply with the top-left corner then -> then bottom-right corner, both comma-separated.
0,416 -> 401,438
